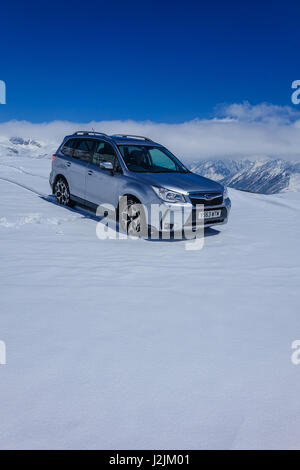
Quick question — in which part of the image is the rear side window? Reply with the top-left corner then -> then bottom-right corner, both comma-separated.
73,139 -> 94,163
61,139 -> 76,157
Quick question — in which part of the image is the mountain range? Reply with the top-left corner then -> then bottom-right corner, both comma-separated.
1,135 -> 300,194
190,158 -> 300,194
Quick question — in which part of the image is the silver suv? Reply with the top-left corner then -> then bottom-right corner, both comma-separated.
49,131 -> 231,235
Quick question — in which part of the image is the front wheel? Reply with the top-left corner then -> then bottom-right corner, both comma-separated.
54,177 -> 72,206
119,197 -> 148,237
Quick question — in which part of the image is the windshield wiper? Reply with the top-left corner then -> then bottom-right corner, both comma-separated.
153,169 -> 190,173
151,170 -> 177,173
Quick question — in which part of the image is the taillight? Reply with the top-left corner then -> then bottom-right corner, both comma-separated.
52,154 -> 57,161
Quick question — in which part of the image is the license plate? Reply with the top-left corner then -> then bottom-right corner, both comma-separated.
198,210 -> 221,219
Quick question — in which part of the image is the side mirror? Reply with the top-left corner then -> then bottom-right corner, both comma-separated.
100,161 -> 114,171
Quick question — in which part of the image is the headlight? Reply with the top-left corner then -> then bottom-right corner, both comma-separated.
223,186 -> 228,199
152,186 -> 186,203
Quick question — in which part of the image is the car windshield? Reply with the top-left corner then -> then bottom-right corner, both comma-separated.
118,145 -> 189,173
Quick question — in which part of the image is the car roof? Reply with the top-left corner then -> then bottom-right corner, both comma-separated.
63,132 -> 162,147
110,136 -> 161,146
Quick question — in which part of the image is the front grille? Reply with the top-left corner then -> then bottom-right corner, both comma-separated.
189,192 -> 223,206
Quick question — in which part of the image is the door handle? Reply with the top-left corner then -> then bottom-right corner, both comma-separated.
88,170 -> 93,175
66,162 -> 71,167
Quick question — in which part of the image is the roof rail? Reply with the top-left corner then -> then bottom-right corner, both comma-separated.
111,134 -> 153,142
72,130 -> 109,137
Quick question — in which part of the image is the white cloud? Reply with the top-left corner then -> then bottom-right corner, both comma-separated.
218,101 -> 300,124
1,102 -> 300,162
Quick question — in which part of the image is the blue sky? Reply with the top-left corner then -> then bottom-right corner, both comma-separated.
0,0 -> 300,123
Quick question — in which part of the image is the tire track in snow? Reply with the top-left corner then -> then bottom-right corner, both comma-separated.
0,175 -> 47,197
0,175 -> 103,224
0,163 -> 48,180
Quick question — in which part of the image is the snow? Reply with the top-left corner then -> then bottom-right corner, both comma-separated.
287,173 -> 300,192
1,152 -> 300,449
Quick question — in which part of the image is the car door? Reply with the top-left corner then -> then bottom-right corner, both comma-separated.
70,138 -> 95,202
86,140 -> 123,208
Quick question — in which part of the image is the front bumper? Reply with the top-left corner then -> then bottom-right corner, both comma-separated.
146,197 -> 231,232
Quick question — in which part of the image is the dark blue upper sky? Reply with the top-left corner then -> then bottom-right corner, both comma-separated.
1,0 -> 299,123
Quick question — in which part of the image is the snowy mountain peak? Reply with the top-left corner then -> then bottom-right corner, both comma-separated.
191,158 -> 300,194
9,136 -> 42,148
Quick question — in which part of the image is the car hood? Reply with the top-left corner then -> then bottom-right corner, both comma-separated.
132,171 -> 224,194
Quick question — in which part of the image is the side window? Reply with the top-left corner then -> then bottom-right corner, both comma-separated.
92,140 -> 122,172
73,139 -> 94,163
61,139 -> 76,157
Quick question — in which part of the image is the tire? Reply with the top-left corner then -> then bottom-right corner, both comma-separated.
54,177 -> 72,206
119,196 -> 147,237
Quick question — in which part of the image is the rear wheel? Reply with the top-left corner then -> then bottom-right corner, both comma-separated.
54,177 -> 72,206
119,197 -> 147,237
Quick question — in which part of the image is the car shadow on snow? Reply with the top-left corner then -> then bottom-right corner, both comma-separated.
42,195 -> 221,241
42,194 -> 106,222
145,226 -> 220,243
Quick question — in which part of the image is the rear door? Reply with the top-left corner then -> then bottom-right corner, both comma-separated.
70,138 -> 95,201
58,138 -> 77,186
